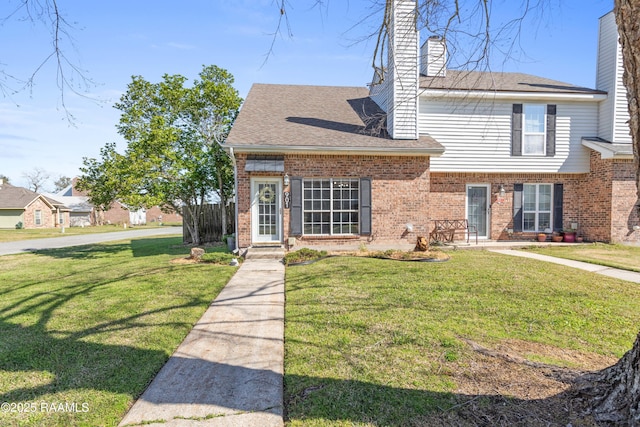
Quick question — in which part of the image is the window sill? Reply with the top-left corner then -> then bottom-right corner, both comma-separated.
299,235 -> 361,241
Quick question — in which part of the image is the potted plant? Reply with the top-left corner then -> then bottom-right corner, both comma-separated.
551,232 -> 563,242
562,228 -> 577,243
537,232 -> 547,242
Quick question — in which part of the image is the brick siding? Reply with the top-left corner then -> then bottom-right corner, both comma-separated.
235,153 -> 431,248
235,151 -> 640,247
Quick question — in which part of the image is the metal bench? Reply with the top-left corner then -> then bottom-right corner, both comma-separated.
429,219 -> 478,244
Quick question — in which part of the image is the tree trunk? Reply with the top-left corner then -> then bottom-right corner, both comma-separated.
575,2 -> 640,425
615,0 -> 640,201
574,332 -> 640,424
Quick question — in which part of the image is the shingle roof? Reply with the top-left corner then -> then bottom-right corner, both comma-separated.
421,70 -> 605,95
225,84 -> 444,154
0,183 -> 67,210
0,183 -> 41,209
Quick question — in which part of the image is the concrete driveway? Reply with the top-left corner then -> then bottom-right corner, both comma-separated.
0,226 -> 182,256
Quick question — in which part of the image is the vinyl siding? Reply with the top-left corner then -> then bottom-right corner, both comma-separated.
596,11 -> 631,144
386,0 -> 418,140
0,210 -> 24,229
421,97 -> 598,173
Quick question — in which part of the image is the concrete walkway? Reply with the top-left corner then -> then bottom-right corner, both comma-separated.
490,249 -> 640,283
0,226 -> 182,256
119,250 -> 285,427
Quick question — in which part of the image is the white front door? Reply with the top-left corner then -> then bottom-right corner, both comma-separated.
466,184 -> 490,239
251,178 -> 282,244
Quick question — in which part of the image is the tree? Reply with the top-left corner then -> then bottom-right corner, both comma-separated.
573,1 -> 640,423
22,167 -> 50,192
0,174 -> 10,183
53,175 -> 71,193
77,65 -> 242,245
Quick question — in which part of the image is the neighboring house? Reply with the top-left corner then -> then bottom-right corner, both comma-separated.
0,180 -> 70,229
45,184 -> 93,227
61,177 -> 183,226
225,2 -> 638,249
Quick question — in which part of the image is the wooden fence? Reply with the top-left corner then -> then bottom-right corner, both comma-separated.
182,203 -> 235,244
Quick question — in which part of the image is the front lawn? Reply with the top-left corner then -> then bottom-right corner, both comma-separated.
284,251 -> 640,426
526,242 -> 640,272
0,237 -> 236,427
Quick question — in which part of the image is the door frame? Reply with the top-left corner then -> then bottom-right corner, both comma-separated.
465,183 -> 491,239
251,177 -> 283,244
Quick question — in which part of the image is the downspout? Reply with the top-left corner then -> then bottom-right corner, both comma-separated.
229,147 -> 240,254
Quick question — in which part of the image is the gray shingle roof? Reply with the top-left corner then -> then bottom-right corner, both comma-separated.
0,183 -> 67,210
421,70 -> 605,94
225,84 -> 444,154
0,183 -> 41,209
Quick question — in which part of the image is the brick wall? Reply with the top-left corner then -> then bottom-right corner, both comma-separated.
23,199 -> 56,229
146,206 -> 182,224
610,158 -> 640,243
430,172 -> 585,240
235,153 -> 431,248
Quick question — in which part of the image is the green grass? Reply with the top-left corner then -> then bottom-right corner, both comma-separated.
526,242 -> 640,272
0,224 -> 179,243
284,251 -> 640,426
0,236 -> 236,426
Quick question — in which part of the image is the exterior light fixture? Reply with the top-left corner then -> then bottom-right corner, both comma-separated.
405,223 -> 414,232
283,173 -> 290,186
499,185 -> 506,197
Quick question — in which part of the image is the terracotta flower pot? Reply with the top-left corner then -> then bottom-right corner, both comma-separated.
537,233 -> 547,242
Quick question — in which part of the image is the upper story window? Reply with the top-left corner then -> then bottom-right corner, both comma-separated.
523,104 -> 546,155
511,104 -> 556,157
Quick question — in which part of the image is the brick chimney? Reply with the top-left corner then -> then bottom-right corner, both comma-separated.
369,0 -> 419,140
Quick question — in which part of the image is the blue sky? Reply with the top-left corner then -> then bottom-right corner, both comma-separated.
1,0 -> 612,189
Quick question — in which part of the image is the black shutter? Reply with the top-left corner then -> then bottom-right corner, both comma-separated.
553,183 -> 563,232
290,177 -> 303,236
360,177 -> 372,235
513,183 -> 523,232
511,104 -> 523,156
546,104 -> 556,157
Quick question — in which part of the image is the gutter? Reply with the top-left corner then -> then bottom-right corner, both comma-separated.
228,147 -> 240,254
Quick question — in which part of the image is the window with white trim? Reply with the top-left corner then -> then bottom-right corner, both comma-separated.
523,104 -> 546,155
35,210 -> 42,226
523,184 -> 552,231
303,179 -> 359,235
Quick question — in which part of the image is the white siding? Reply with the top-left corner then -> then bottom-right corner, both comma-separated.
386,0 -> 418,140
420,37 -> 446,77
421,97 -> 598,173
596,11 -> 631,144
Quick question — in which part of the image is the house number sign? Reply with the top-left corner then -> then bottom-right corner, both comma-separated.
284,191 -> 291,209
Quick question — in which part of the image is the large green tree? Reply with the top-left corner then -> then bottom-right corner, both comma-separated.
78,65 -> 242,245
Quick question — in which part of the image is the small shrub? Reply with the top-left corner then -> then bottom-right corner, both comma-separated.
15,221 -> 23,229
284,248 -> 328,266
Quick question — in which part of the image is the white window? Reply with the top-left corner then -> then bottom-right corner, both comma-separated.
523,184 -> 552,232
35,210 -> 42,226
523,104 -> 546,155
303,179 -> 359,235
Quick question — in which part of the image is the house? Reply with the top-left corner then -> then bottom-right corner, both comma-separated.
0,180 -> 70,229
59,177 -> 183,226
225,2 -> 638,249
